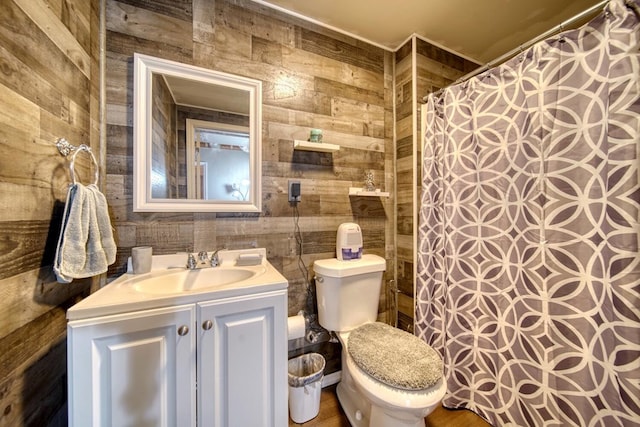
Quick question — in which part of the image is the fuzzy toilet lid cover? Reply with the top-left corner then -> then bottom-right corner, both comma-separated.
348,322 -> 443,390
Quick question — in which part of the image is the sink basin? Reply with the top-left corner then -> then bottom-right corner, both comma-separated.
127,266 -> 265,294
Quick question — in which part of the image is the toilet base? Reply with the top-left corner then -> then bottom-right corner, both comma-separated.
336,380 -> 428,427
336,381 -> 371,426
369,405 -> 426,427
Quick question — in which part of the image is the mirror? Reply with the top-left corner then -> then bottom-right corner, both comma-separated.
133,53 -> 262,212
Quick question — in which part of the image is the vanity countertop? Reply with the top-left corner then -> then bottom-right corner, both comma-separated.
67,248 -> 288,321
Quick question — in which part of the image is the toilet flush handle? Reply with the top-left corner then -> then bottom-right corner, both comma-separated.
315,276 -> 324,283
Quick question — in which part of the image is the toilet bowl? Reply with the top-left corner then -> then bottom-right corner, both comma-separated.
313,254 -> 446,427
336,330 -> 446,427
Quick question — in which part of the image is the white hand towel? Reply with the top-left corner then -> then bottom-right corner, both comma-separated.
87,184 -> 116,265
54,183 -> 116,283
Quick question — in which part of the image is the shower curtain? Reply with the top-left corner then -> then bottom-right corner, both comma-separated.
416,0 -> 640,425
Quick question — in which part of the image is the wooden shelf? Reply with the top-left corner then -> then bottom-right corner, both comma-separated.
349,187 -> 390,197
293,140 -> 340,152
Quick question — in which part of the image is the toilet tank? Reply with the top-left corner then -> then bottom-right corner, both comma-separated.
313,254 -> 386,332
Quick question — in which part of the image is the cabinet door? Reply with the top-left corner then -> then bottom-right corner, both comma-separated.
197,290 -> 287,427
68,305 -> 196,427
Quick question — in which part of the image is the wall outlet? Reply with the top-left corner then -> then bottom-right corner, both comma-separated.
288,180 -> 301,202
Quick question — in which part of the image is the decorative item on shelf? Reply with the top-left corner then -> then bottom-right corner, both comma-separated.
309,128 -> 322,143
364,170 -> 375,192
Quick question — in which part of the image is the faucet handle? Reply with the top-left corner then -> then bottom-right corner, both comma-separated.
210,250 -> 221,267
187,253 -> 197,269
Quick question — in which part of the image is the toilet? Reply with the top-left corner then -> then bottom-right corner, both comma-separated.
313,254 -> 446,427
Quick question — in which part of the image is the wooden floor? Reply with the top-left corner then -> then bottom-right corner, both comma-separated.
289,384 -> 493,427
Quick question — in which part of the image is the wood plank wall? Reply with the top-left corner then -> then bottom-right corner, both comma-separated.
0,0 -> 101,426
105,0 -> 395,319
394,37 -> 478,332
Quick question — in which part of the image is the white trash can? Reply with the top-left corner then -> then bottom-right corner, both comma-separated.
287,353 -> 325,423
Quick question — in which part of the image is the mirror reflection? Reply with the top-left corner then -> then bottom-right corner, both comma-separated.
133,53 -> 262,212
185,119 -> 250,201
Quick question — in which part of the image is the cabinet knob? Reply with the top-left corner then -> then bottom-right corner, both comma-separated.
202,320 -> 213,330
177,325 -> 189,336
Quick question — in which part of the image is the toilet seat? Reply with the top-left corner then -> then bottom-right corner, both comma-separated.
338,330 -> 447,410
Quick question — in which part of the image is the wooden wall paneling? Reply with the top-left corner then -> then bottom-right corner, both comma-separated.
394,37 -> 416,331
395,177 -> 413,212
44,0 -> 92,54
398,290 -> 415,332
416,38 -> 479,75
106,29 -> 193,65
117,0 -> 193,21
282,47 -> 384,94
14,0 -> 91,78
0,3 -> 91,113
0,308 -> 71,426
107,124 -> 133,176
0,219 -> 61,282
104,49 -> 131,104
0,268 -> 88,339
217,0 -> 296,48
382,51 -> 395,327
298,27 -> 384,74
402,39 -> 479,332
106,0 -> 193,48
315,77 -> 384,107
192,0 -> 215,45
252,36 -> 285,67
415,54 -> 471,86
209,22 -> 254,62
0,0 -> 101,424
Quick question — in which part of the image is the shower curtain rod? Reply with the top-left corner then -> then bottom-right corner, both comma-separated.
423,0 -> 609,102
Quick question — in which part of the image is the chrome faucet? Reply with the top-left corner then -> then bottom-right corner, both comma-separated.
198,251 -> 209,263
186,249 -> 223,269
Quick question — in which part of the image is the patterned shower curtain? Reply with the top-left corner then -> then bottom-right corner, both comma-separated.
416,0 -> 640,425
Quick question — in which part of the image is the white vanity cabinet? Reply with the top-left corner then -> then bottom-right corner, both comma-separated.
67,304 -> 197,426
197,291 -> 287,427
68,289 -> 287,427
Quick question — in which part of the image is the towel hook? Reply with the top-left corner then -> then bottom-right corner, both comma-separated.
56,138 -> 99,186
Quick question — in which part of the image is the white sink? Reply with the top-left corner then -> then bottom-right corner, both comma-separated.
66,248 -> 289,321
124,266 -> 266,294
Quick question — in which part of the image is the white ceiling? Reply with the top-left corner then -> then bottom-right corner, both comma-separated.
253,0 -> 606,63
